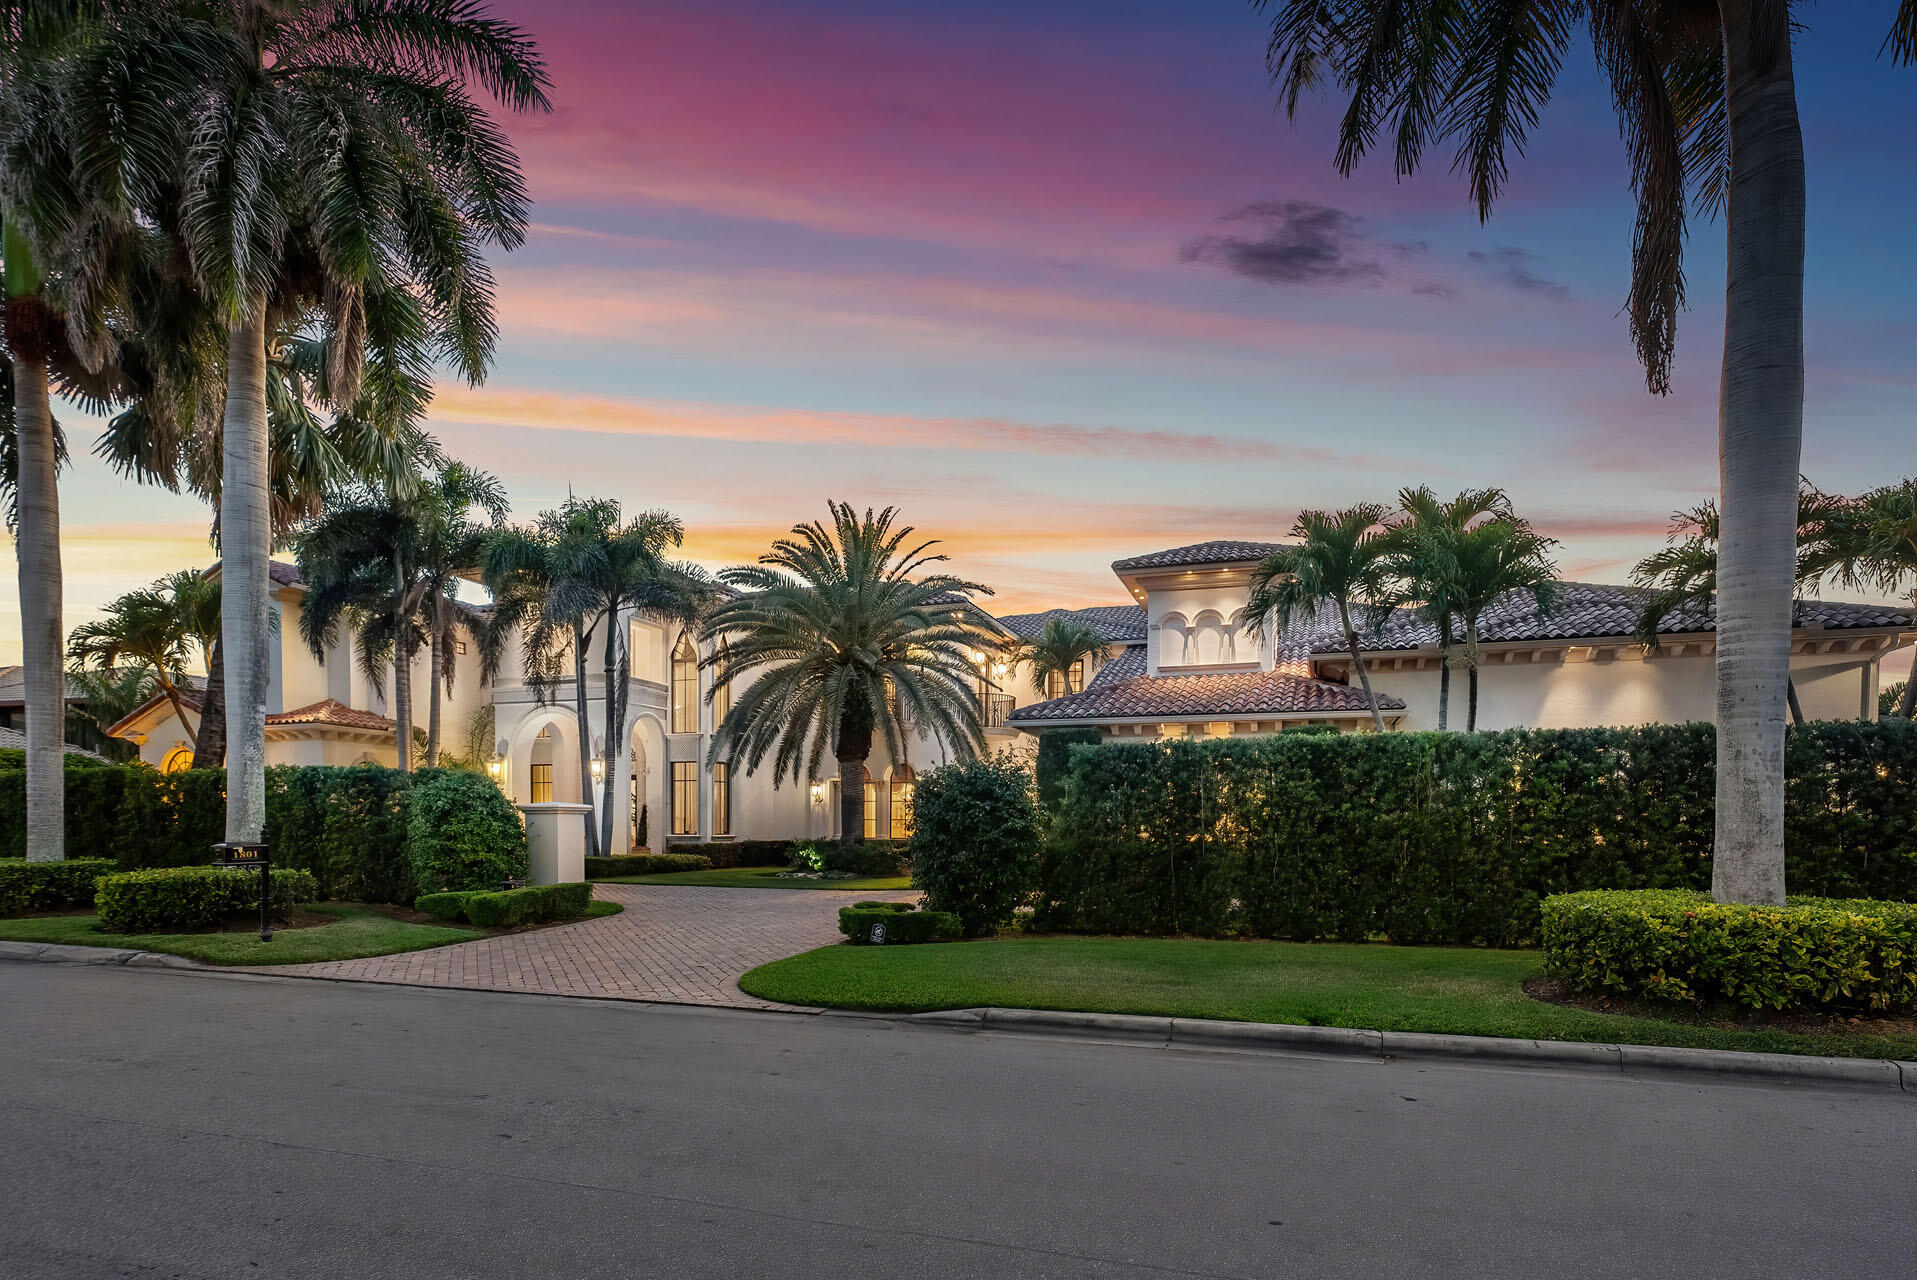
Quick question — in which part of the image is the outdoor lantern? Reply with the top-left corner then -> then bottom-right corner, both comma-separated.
590,758 -> 605,783
969,649 -> 985,665
810,782 -> 826,804
486,755 -> 504,781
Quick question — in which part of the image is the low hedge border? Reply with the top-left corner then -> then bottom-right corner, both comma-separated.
585,853 -> 712,878
96,866 -> 320,934
414,882 -> 595,928
0,858 -> 119,916
1542,889 -> 1917,1012
838,902 -> 959,945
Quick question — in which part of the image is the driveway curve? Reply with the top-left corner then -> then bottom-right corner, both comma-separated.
243,883 -> 915,1009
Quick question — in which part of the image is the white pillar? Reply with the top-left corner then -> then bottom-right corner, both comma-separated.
518,801 -> 591,885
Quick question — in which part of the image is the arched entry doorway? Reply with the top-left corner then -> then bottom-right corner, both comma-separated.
622,714 -> 668,855
507,708 -> 585,811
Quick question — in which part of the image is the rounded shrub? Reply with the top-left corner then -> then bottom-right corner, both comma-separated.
406,769 -> 527,893
908,755 -> 1039,936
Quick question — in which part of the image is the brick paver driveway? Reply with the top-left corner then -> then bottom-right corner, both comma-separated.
245,883 -> 915,1010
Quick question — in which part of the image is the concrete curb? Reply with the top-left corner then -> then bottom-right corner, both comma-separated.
0,940 -> 203,970
904,1007 -> 1917,1095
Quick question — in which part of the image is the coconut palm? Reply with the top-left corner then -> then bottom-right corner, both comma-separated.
1017,616 -> 1109,699
62,0 -> 549,841
67,576 -> 208,754
1254,4 -> 1917,903
1244,505 -> 1397,732
1387,487 -> 1512,731
1802,480 -> 1917,719
703,503 -> 997,846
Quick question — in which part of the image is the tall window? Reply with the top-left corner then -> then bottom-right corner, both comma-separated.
710,641 -> 731,730
670,634 -> 698,734
530,763 -> 553,803
864,782 -> 878,840
712,762 -> 731,837
889,767 -> 915,838
671,762 -> 698,835
1044,660 -> 1085,699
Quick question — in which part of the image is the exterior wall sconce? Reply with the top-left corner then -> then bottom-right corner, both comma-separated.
809,782 -> 826,805
590,758 -> 605,783
486,755 -> 505,789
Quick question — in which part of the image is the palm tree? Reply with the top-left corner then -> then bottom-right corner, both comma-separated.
1017,616 -> 1109,699
703,503 -> 996,846
1802,480 -> 1917,719
67,577 -> 207,755
1387,487 -> 1512,731
1444,517 -> 1560,732
67,0 -> 550,843
1254,4 -> 1917,903
408,464 -> 508,766
1244,505 -> 1396,732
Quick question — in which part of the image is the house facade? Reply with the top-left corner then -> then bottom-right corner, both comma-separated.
103,539 -> 1915,854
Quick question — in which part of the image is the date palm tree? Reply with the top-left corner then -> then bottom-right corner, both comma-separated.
703,503 -> 997,846
1017,616 -> 1109,699
1802,480 -> 1917,720
67,575 -> 208,754
1244,505 -> 1396,732
1254,3 -> 1917,901
1387,487 -> 1512,730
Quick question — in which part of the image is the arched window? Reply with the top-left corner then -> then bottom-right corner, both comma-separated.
889,766 -> 916,839
670,634 -> 698,734
160,745 -> 193,773
1159,613 -> 1192,665
710,640 -> 732,729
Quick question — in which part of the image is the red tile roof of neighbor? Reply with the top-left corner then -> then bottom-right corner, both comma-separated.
1007,644 -> 1402,723
104,689 -> 395,738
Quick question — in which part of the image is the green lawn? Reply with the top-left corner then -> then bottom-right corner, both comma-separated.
597,866 -> 915,892
740,935 -> 1917,1060
0,900 -> 620,966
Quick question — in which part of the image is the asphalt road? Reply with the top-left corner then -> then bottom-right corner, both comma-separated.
3,964 -> 1912,1279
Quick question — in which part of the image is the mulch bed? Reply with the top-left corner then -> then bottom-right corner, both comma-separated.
1524,976 -> 1917,1038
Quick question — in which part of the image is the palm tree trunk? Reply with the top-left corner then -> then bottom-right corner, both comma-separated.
425,624 -> 443,767
1436,618 -> 1454,732
156,675 -> 200,752
1712,1 -> 1804,907
838,755 -> 869,846
194,638 -> 227,768
221,301 -> 271,843
392,639 -> 412,771
1465,618 -> 1481,732
1786,677 -> 1803,727
570,618 -> 600,859
9,348 -> 62,862
1339,602 -> 1386,732
1900,671 -> 1916,720
598,608 -> 625,858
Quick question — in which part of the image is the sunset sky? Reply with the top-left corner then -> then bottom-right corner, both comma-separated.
6,0 -> 1915,665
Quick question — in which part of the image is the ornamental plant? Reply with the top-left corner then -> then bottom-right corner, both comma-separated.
908,755 -> 1040,936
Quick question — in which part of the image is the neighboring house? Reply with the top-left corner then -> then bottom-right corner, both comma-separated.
105,561 -> 490,772
1005,540 -> 1914,738
0,665 -> 135,758
0,723 -> 113,762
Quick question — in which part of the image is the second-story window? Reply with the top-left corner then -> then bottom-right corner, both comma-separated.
1045,660 -> 1085,699
711,641 -> 731,730
671,634 -> 698,734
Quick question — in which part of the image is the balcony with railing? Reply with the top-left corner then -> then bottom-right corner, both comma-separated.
983,692 -> 1016,728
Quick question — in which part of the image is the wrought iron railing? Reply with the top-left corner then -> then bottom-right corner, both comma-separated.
984,693 -> 1015,727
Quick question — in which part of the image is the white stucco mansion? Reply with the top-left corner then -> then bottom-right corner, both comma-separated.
107,540 -> 1915,853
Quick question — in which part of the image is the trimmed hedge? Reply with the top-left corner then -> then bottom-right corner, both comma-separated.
0,858 -> 119,915
585,852 -> 712,878
448,882 -> 595,928
1039,721 -> 1917,946
908,756 -> 1039,936
1035,727 -> 1101,810
838,902 -> 960,945
823,839 -> 909,877
406,769 -> 527,893
703,840 -> 792,869
1542,889 -> 1917,1011
95,866 -> 320,933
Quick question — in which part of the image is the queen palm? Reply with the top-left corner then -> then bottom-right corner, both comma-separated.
703,503 -> 997,846
1018,616 -> 1109,699
1388,487 -> 1512,731
1255,4 -> 1917,900
1244,505 -> 1396,732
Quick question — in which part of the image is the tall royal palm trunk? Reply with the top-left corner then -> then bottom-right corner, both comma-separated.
1712,1 -> 1805,907
1339,602 -> 1386,732
194,638 -> 227,767
570,618 -> 600,859
836,711 -> 873,846
9,339 -> 62,862
221,302 -> 272,842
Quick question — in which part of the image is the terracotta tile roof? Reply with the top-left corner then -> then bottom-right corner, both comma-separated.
0,665 -> 124,704
1008,644 -> 1402,723
266,698 -> 395,731
1111,540 -> 1290,572
1320,581 -> 1916,653
996,605 -> 1148,643
0,725 -> 113,760
203,559 -> 304,587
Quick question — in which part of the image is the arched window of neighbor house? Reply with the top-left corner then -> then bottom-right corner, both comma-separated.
161,745 -> 193,773
671,634 -> 698,734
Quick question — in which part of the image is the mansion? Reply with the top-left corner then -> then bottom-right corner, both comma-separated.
105,540 -> 1916,854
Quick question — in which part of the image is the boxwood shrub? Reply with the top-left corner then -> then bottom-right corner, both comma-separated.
406,769 -> 527,893
1038,720 -> 1917,945
837,902 -> 960,945
908,756 -> 1039,936
96,866 -> 319,933
585,852 -> 711,878
1542,889 -> 1917,1011
458,882 -> 595,928
0,858 -> 119,916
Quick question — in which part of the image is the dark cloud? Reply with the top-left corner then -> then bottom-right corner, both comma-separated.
1411,281 -> 1457,298
1468,247 -> 1570,299
1179,201 -> 1421,286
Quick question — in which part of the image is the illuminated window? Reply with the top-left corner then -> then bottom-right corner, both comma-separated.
671,634 -> 698,734
711,641 -> 731,729
530,762 -> 553,803
889,767 -> 915,838
1044,660 -> 1085,699
864,782 -> 878,840
1207,722 -> 1232,738
671,762 -> 698,835
712,762 -> 730,836
1159,723 -> 1186,740
160,745 -> 193,773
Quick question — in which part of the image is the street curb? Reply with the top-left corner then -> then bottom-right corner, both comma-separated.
0,940 -> 203,970
904,1007 -> 1917,1095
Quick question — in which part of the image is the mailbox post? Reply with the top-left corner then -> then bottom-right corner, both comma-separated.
212,842 -> 272,942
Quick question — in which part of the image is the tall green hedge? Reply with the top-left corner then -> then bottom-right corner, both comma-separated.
1035,728 -> 1101,810
1037,721 -> 1917,946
